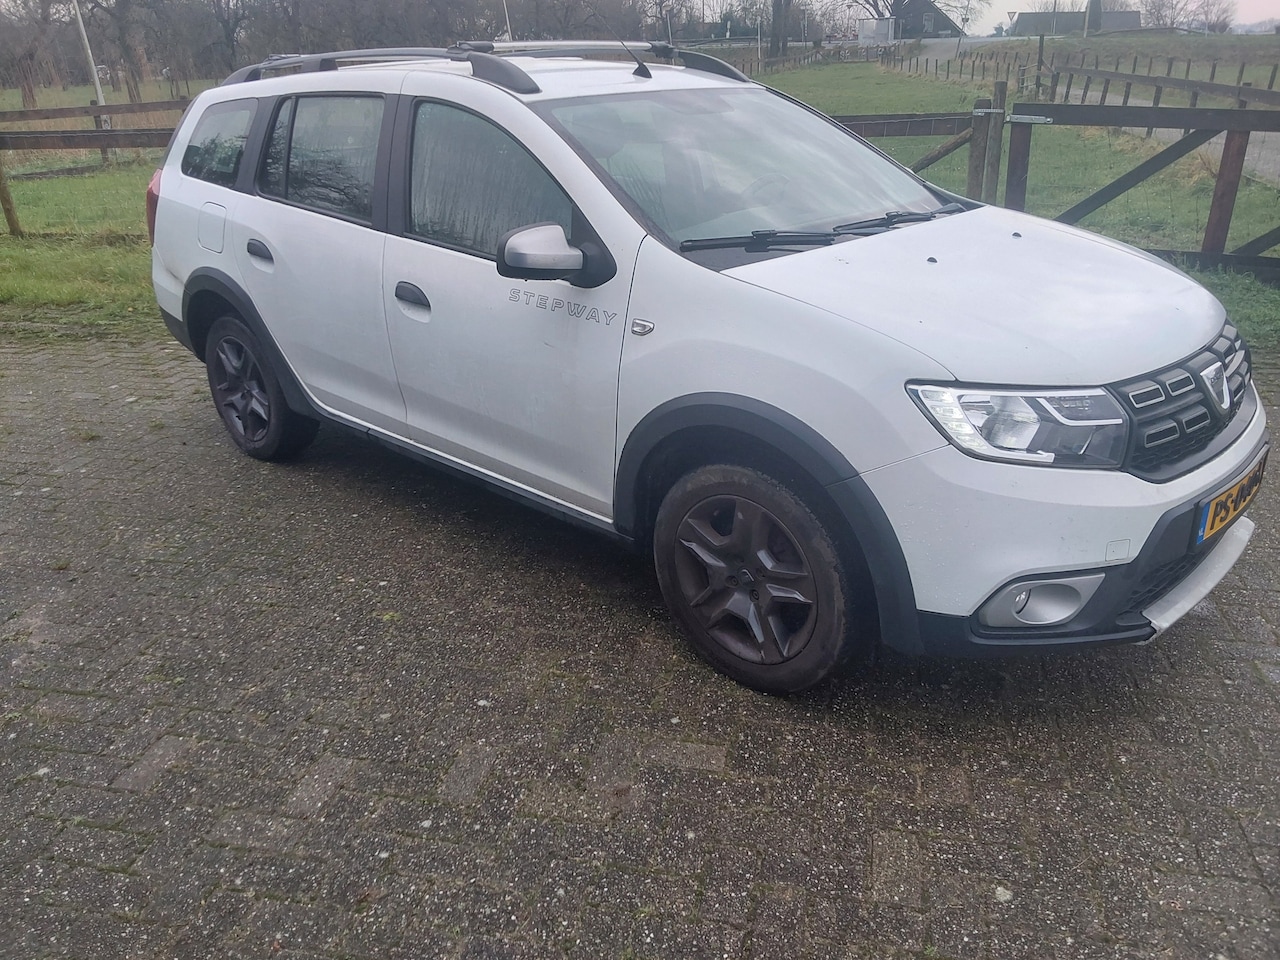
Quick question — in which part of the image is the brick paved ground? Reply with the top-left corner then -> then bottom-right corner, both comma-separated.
1,339 -> 1277,960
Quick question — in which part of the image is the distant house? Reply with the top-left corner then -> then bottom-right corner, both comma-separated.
1008,9 -> 1140,36
897,0 -> 967,38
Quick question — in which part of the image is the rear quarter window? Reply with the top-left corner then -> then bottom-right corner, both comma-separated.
180,99 -> 256,188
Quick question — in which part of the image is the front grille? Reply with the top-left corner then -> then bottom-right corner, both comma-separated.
1110,322 -> 1252,481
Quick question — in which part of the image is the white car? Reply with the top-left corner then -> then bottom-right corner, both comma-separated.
148,42 -> 1267,693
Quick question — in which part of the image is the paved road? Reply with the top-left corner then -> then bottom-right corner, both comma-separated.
1,338 -> 1278,959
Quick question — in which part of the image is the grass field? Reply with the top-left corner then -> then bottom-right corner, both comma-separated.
1,57 -> 1278,345
767,61 -> 1280,253
988,33 -> 1280,104
0,78 -> 206,113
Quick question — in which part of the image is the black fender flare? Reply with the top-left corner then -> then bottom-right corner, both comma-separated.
614,393 -> 922,655
183,268 -> 317,419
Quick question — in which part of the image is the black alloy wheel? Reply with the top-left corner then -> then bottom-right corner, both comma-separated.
205,315 -> 318,461
654,464 -> 856,693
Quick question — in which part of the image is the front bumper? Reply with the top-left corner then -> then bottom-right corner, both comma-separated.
853,397 -> 1267,657
914,510 -> 1254,658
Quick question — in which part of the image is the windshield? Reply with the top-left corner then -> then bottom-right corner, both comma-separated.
540,87 -> 941,250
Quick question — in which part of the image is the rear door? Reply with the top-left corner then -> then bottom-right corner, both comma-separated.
230,79 -> 404,433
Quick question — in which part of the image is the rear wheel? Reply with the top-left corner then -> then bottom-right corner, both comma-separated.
653,464 -> 857,693
205,315 -> 318,461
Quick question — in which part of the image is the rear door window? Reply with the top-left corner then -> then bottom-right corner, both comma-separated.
259,95 -> 384,222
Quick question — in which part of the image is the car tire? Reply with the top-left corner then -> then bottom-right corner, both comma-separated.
653,464 -> 858,694
205,315 -> 318,461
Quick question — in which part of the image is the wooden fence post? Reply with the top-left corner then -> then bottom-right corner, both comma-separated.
1202,129 -> 1250,254
1035,35 -> 1045,100
0,149 -> 23,237
1005,120 -> 1032,212
90,99 -> 111,166
1146,85 -> 1163,138
982,81 -> 1008,205
967,97 -> 992,199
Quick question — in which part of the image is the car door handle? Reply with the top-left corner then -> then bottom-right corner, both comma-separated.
246,239 -> 273,262
395,282 -> 431,309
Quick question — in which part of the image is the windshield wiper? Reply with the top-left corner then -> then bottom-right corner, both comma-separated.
832,202 -> 966,235
679,229 -> 839,252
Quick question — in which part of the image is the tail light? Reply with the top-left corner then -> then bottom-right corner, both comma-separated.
145,168 -> 162,245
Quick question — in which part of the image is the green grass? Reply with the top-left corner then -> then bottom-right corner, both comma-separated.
0,79 -> 207,113
764,61 -> 983,115
767,60 -> 1280,254
1188,268 -> 1280,348
0,234 -> 154,341
6,160 -> 157,235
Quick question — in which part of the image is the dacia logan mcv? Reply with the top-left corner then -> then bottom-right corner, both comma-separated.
149,42 -> 1267,693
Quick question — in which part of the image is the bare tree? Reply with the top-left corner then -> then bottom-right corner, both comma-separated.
85,0 -> 154,101
823,0 -> 991,33
1,0 -> 58,107
1139,0 -> 1196,27
205,0 -> 250,70
768,0 -> 791,54
1193,0 -> 1233,31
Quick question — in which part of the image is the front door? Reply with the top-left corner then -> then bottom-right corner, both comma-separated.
382,99 -> 634,519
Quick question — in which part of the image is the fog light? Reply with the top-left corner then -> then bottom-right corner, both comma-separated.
978,574 -> 1106,629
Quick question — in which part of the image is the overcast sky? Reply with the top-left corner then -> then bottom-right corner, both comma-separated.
970,0 -> 1278,34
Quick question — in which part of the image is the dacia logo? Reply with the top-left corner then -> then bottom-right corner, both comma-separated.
1199,360 -> 1231,413
509,289 -> 617,325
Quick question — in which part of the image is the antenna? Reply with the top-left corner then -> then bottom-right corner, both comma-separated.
586,1 -> 652,78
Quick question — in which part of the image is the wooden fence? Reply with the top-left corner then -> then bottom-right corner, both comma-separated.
0,98 -> 186,152
1002,102 -> 1280,277
1,90 -> 1277,279
891,47 -> 1280,107
0,98 -> 186,236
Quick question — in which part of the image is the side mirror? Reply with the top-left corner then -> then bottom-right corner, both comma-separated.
496,223 -> 583,280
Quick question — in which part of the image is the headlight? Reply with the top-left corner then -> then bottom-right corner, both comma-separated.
907,384 -> 1129,467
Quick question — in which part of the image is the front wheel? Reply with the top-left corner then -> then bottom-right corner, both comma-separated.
205,315 -> 318,461
653,464 -> 859,694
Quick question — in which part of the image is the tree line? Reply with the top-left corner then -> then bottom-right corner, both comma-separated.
1,0 -> 989,108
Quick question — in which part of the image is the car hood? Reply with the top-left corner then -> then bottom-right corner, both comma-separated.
724,205 -> 1225,386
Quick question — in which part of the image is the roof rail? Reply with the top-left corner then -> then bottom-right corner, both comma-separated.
221,48 -> 451,85
220,40 -> 749,92
484,40 -> 750,82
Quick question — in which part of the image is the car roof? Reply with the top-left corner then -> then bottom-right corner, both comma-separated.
217,42 -> 754,101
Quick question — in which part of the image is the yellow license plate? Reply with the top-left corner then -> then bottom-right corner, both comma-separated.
1196,450 -> 1267,545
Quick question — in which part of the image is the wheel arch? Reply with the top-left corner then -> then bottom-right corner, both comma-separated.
183,268 -> 316,418
615,393 -> 922,654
